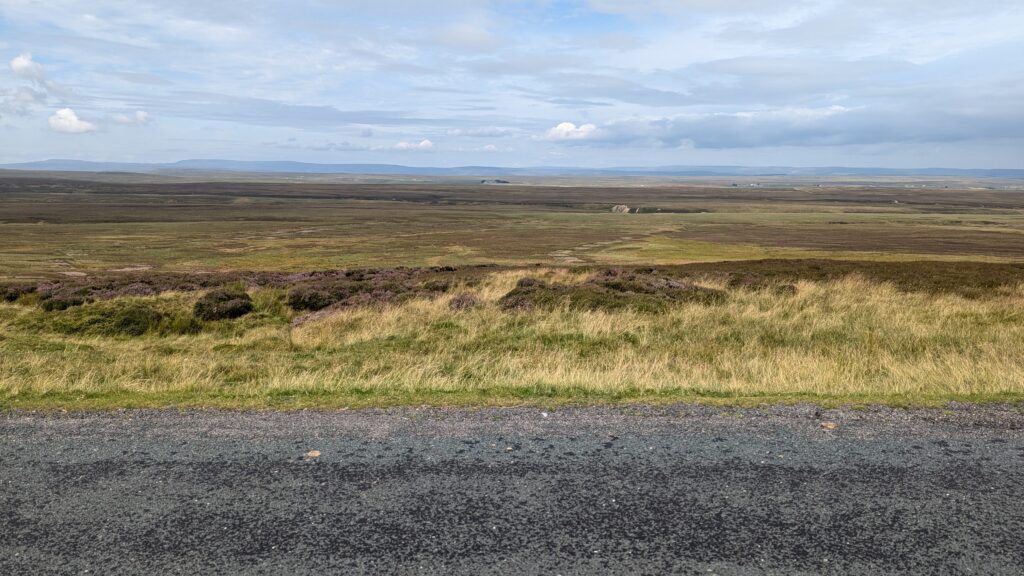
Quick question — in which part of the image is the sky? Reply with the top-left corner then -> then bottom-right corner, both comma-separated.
1,0 -> 1023,168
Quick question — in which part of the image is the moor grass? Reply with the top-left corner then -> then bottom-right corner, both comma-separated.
2,269 -> 1023,410
3,173 -> 1024,279
2,172 -> 1023,408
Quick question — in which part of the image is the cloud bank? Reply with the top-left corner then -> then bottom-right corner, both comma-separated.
0,0 -> 1020,167
394,139 -> 435,151
544,122 -> 598,141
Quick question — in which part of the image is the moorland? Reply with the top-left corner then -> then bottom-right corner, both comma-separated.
2,170 -> 1023,409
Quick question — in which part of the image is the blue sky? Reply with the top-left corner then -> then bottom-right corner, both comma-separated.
1,0 -> 1022,167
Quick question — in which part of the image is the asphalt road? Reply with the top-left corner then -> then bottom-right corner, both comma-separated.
2,404 -> 1022,575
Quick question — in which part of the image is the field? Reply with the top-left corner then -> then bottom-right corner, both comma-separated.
2,171 -> 1024,409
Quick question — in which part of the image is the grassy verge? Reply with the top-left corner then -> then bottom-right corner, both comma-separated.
3,268 -> 1024,410
4,390 -> 1023,412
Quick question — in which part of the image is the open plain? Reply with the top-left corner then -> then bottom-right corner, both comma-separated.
5,2 -> 1023,573
2,171 -> 1024,575
3,172 -> 1024,277
2,172 -> 1024,409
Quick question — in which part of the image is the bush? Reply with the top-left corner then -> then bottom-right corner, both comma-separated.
250,289 -> 290,319
1,284 -> 36,303
421,279 -> 451,292
516,277 -> 543,288
41,296 -> 86,311
45,300 -> 196,337
108,303 -> 164,336
499,271 -> 726,313
194,288 -> 254,321
287,286 -> 338,311
448,292 -> 480,311
286,273 -> 453,312
498,294 -> 536,312
727,274 -> 798,295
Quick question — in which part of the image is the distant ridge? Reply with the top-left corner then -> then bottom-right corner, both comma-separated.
2,159 -> 1023,178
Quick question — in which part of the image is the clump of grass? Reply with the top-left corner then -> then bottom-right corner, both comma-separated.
40,295 -> 86,311
14,291 -> 40,307
421,279 -> 452,293
499,269 -> 725,313
35,298 -> 200,337
448,292 -> 480,311
726,274 -> 798,295
287,286 -> 336,311
1,284 -> 35,303
675,259 -> 1024,299
194,287 -> 254,321
250,288 -> 291,319
285,268 -> 455,312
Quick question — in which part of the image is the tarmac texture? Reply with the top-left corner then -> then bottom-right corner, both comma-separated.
2,404 -> 1022,575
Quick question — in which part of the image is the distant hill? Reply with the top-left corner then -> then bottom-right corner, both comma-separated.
2,159 -> 1023,178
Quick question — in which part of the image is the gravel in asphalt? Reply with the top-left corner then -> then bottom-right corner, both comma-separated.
2,404 -> 1023,575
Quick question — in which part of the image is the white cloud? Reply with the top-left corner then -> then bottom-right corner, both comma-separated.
437,15 -> 500,50
394,139 -> 434,150
0,86 -> 47,115
1,54 -> 51,116
48,108 -> 97,133
10,53 -> 45,82
542,103 -> 1024,150
543,122 -> 598,140
589,0 -> 788,15
447,126 -> 517,137
1,2 -> 1021,167
113,110 -> 151,124
481,144 -> 498,152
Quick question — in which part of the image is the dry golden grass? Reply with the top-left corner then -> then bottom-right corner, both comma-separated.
2,269 -> 1023,408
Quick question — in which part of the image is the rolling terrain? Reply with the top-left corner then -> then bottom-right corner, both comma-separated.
1,172 -> 1024,409
2,172 -> 1024,280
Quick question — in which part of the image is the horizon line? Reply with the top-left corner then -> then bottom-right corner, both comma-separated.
2,158 -> 1024,174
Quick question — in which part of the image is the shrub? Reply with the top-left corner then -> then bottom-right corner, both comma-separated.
286,272 -> 453,312
14,291 -> 41,306
108,303 -> 164,336
158,313 -> 202,336
287,286 -> 338,311
498,294 -> 536,312
421,279 -> 451,292
194,288 -> 254,321
772,284 -> 799,296
499,271 -> 726,313
726,274 -> 763,290
250,289 -> 290,319
727,274 -> 798,295
499,283 -> 622,312
448,292 -> 480,311
47,300 -> 182,336
41,296 -> 86,311
1,284 -> 36,303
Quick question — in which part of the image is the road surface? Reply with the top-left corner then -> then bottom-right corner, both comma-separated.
2,404 -> 1022,574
